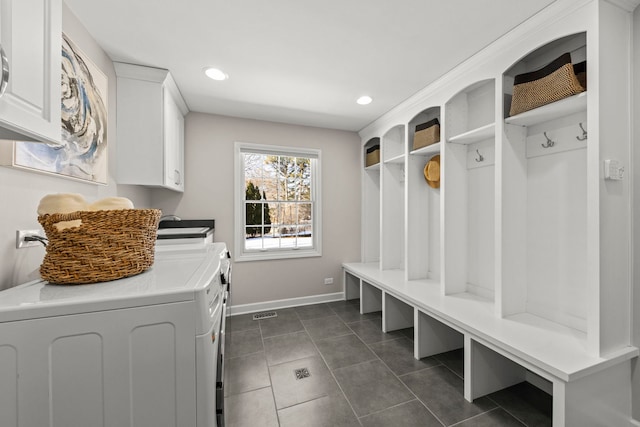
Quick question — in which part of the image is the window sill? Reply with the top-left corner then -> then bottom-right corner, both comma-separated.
235,248 -> 322,262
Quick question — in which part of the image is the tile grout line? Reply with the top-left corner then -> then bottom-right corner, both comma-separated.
327,302 -> 445,422
432,351 -> 465,381
325,303 -> 436,421
353,327 -> 447,426
223,384 -> 272,399
356,398 -> 424,422
257,316 -> 282,427
329,301 -> 448,424
500,407 -> 529,427
295,304 -> 366,427
351,302 -> 512,426
348,299 -> 525,426
425,347 -> 536,426
367,329 -> 518,426
448,407 -> 527,427
395,363 -> 444,380
228,307 -> 431,425
222,321 -> 266,426
484,395 -> 531,427
224,349 -> 263,362
356,312 -> 533,427
223,326 -> 265,401
227,305 -> 537,427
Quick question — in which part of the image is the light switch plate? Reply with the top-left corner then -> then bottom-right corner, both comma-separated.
604,159 -> 624,180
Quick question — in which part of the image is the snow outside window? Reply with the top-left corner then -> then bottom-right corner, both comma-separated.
234,142 -> 322,261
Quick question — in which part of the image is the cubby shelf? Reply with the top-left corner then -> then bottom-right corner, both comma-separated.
410,142 -> 441,156
448,123 -> 495,145
356,5 -> 636,423
383,153 -> 404,164
505,92 -> 587,127
365,162 -> 380,171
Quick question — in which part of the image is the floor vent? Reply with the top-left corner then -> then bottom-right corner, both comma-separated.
294,368 -> 311,380
253,311 -> 277,321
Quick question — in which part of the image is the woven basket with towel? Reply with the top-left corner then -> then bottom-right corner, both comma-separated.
37,194 -> 161,285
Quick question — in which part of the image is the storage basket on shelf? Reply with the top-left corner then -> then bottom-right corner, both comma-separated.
38,209 -> 161,285
413,118 -> 440,151
509,52 -> 585,117
365,144 -> 380,167
573,60 -> 587,90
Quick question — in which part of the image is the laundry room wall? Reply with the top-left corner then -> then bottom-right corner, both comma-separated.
151,113 -> 362,308
0,3 -> 151,290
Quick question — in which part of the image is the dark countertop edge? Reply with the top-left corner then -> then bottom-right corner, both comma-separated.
158,219 -> 215,230
157,231 -> 212,240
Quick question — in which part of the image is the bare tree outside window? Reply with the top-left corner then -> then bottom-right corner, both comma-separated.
243,152 -> 314,251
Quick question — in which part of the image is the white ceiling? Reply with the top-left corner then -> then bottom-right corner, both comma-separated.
65,0 -> 557,132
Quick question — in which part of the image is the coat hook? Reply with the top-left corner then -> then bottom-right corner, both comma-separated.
475,149 -> 484,162
576,122 -> 587,141
542,132 -> 555,148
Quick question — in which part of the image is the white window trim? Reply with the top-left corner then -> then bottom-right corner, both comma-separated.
234,141 -> 322,262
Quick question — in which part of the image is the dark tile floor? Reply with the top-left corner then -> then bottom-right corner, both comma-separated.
224,299 -> 552,427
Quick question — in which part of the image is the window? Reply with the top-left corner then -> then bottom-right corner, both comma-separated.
234,142 -> 321,261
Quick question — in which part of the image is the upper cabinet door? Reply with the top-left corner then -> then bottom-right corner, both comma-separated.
163,87 -> 185,192
0,0 -> 62,144
114,62 -> 188,192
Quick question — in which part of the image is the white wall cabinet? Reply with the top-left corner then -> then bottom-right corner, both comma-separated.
351,0 -> 638,424
0,0 -> 62,144
115,63 -> 188,192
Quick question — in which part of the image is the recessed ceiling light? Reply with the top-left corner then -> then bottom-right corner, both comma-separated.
204,67 -> 228,81
357,96 -> 372,105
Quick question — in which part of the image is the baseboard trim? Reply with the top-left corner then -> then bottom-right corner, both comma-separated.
228,292 -> 345,316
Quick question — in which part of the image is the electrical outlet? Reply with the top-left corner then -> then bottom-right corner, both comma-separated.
16,230 -> 45,249
324,277 -> 334,285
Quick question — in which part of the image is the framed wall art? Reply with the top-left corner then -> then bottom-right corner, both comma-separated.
12,32 -> 108,184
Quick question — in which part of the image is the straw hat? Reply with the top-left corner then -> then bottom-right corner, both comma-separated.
424,155 -> 440,188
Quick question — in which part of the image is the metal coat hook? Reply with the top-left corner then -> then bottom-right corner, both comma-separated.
542,132 -> 555,148
576,123 -> 587,141
475,149 -> 484,162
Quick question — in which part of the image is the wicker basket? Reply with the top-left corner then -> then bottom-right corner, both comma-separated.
413,118 -> 440,150
509,52 -> 585,117
574,60 -> 587,90
365,144 -> 380,167
38,209 -> 161,285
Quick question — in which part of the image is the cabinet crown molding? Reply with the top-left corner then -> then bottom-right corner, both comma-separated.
114,62 -> 188,114
604,0 -> 640,11
114,62 -> 169,83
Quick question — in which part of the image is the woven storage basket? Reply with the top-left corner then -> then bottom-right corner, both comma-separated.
413,118 -> 440,150
365,144 -> 380,167
509,52 -> 585,117
38,209 -> 161,285
574,60 -> 587,90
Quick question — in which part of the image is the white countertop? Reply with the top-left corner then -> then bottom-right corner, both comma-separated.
0,242 -> 228,322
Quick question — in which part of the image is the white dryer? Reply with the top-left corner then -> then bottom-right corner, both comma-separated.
0,242 -> 229,427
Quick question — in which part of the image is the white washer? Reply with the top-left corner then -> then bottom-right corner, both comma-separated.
0,242 -> 228,427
